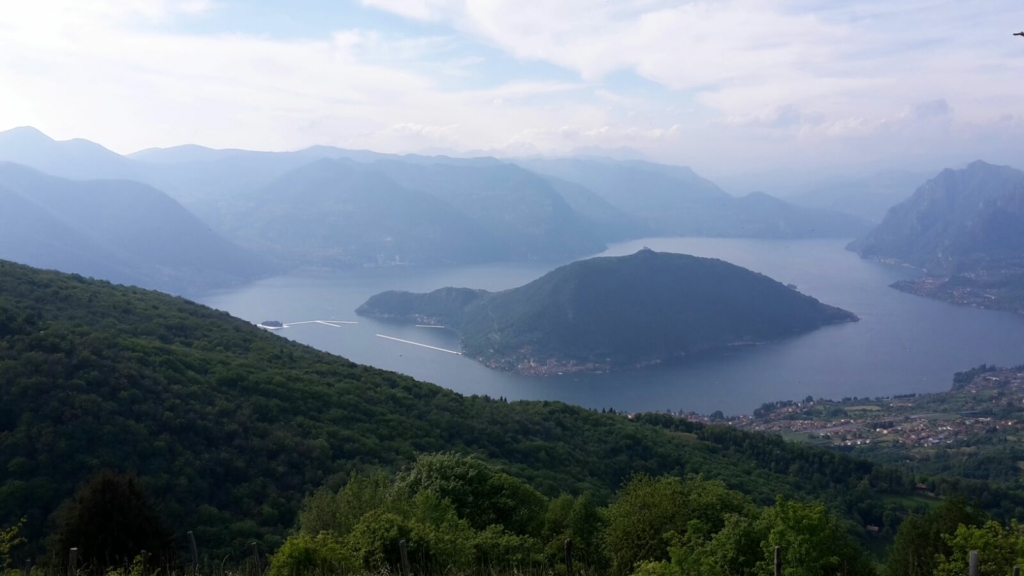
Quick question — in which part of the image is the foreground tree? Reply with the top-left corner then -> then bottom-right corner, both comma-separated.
604,474 -> 750,575
633,496 -> 875,576
935,521 -> 1024,576
49,471 -> 173,570
885,496 -> 987,576
757,497 -> 876,576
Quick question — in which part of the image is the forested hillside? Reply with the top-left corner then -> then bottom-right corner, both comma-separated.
1,260 -> 1022,565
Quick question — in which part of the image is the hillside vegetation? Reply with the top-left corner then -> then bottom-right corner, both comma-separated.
0,263 -> 934,538
358,249 -> 857,373
3,261 -> 1024,574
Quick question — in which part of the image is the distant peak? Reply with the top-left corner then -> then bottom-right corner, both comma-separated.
965,160 -> 996,170
0,126 -> 53,142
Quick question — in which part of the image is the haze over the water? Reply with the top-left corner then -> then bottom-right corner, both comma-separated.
2,0 -> 1024,190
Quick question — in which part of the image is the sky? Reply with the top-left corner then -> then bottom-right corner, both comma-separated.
1,0 -> 1023,180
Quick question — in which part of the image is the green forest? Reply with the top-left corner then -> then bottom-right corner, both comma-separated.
3,259 -> 1024,575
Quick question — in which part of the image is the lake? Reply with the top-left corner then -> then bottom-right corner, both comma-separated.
199,238 -> 1024,415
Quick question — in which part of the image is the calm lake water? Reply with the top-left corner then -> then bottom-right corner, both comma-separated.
199,238 -> 1024,415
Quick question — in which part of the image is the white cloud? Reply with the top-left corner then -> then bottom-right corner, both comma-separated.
361,0 -> 455,21
1,0 -> 1023,174
0,0 -> 611,156
362,0 -> 1024,168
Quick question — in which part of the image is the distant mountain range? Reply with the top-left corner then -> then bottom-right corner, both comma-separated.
787,170 -> 932,223
357,249 -> 857,374
850,161 -> 1024,313
519,158 -> 872,238
364,160 -> 608,259
0,162 -> 267,294
0,126 -> 882,290
217,158 -> 507,267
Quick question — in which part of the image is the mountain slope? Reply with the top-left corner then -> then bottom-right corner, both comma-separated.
519,157 -> 732,235
543,176 -> 650,241
520,157 -> 869,238
132,145 -> 506,209
849,161 -> 1024,313
0,163 -> 267,293
0,186 -> 136,283
850,161 -> 1024,272
732,192 -> 869,237
219,158 -> 507,266
0,126 -> 140,181
370,161 -> 608,260
357,249 -> 857,373
787,170 -> 930,223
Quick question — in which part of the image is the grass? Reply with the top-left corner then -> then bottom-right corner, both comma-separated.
880,493 -> 942,511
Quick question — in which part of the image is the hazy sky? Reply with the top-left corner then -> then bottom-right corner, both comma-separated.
2,0 -> 1023,176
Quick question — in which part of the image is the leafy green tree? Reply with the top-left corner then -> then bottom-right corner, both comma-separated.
472,525 -> 542,569
286,465 -> 547,573
297,472 -> 391,536
755,497 -> 875,576
885,496 -> 987,576
49,471 -> 173,570
345,493 -> 477,573
398,453 -> 547,536
543,493 -> 607,569
670,513 -> 764,576
267,532 -> 356,576
935,521 -> 1024,576
604,475 -> 749,575
0,518 -> 26,570
623,497 -> 871,576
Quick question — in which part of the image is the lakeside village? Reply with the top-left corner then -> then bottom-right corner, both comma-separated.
645,366 -> 1024,451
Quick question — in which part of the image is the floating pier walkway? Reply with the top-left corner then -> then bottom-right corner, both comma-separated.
257,320 -> 358,330
375,334 -> 461,355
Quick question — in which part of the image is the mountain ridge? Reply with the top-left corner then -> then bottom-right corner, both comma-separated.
0,162 -> 269,294
519,157 -> 871,238
849,160 -> 1024,313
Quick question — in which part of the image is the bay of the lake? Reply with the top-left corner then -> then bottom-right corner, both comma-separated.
198,238 -> 1024,415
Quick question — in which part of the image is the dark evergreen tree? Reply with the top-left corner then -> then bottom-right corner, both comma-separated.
50,471 -> 173,570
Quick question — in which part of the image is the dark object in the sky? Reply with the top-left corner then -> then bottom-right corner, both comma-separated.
1015,32 -> 1024,37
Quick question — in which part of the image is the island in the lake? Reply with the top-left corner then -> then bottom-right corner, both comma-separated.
356,249 -> 858,375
